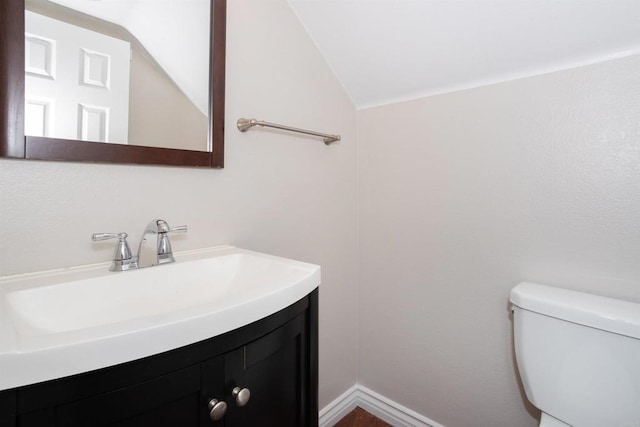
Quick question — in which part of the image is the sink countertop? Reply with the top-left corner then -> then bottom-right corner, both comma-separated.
0,245 -> 320,390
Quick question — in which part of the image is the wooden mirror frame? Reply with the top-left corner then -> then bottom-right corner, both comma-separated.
0,0 -> 225,168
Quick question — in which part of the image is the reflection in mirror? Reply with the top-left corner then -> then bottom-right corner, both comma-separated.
24,0 -> 210,151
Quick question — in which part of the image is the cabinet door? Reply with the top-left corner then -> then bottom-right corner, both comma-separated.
199,355 -> 226,426
60,365 -> 202,427
224,314 -> 308,427
19,363 -> 210,427
0,390 -> 16,427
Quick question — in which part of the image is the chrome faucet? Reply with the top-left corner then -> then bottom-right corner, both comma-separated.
91,232 -> 137,272
92,219 -> 187,271
137,219 -> 187,268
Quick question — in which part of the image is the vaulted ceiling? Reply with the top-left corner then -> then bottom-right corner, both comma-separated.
288,0 -> 640,109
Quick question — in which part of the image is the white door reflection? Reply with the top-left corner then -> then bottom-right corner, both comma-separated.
25,11 -> 130,143
24,0 -> 210,151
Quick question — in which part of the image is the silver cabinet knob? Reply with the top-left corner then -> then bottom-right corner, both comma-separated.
208,398 -> 227,421
232,387 -> 251,407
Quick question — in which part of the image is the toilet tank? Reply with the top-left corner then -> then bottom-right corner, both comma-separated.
510,282 -> 640,427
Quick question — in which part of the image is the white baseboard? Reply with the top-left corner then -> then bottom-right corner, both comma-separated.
319,384 -> 444,427
319,385 -> 360,427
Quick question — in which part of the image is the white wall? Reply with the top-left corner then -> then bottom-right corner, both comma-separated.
358,55 -> 640,426
0,0 -> 358,409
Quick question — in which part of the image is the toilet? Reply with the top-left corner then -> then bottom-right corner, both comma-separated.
510,282 -> 640,427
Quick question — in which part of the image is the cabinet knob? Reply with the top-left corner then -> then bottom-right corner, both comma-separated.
232,386 -> 251,407
208,398 -> 227,421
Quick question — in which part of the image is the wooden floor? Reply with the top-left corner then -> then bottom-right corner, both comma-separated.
334,407 -> 391,427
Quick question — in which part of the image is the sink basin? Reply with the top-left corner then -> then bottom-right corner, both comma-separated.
7,250 -> 315,336
0,246 -> 320,390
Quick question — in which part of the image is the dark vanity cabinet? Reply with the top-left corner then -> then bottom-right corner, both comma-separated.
0,290 -> 318,427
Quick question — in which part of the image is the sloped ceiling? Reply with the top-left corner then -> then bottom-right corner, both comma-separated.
288,0 -> 640,109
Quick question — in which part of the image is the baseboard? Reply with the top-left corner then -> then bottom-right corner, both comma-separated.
319,385 -> 360,427
319,384 -> 444,427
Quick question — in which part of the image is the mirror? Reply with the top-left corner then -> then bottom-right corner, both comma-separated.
0,0 -> 225,167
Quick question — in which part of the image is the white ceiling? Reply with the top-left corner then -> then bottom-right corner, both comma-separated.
288,0 -> 640,109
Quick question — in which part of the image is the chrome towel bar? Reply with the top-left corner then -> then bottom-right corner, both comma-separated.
236,118 -> 341,145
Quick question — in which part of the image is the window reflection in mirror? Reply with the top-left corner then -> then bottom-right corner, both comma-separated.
24,0 -> 210,152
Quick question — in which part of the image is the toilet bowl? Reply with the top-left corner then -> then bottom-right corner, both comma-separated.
510,282 -> 640,427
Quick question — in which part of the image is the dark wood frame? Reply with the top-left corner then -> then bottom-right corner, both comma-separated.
0,0 -> 225,168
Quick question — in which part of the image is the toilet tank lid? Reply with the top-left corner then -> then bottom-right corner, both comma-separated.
510,282 -> 640,340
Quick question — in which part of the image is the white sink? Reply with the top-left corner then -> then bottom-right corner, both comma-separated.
0,246 -> 320,390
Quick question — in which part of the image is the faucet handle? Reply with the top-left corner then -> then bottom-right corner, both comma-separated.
169,225 -> 188,233
92,232 -> 126,241
92,232 -> 137,272
156,225 -> 187,265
